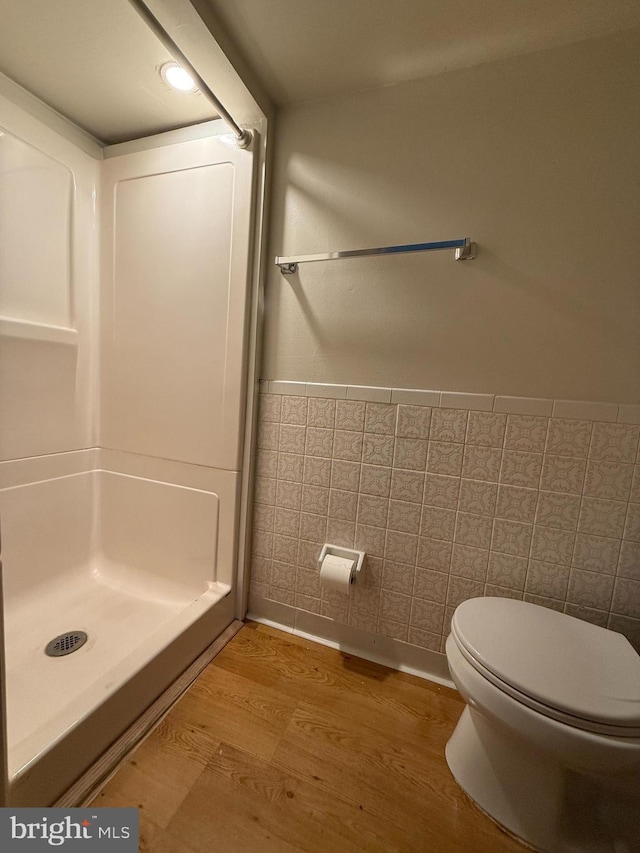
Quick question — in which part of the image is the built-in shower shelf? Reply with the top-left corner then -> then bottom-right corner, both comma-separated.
0,316 -> 78,345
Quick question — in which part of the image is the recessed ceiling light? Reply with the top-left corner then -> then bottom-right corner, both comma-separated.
160,61 -> 198,93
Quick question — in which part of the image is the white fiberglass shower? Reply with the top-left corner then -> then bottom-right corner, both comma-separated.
0,1 -> 263,807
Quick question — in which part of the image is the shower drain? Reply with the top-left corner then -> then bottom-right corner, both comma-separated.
45,631 -> 88,657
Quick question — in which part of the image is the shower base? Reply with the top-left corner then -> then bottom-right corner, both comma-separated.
0,467 -> 237,805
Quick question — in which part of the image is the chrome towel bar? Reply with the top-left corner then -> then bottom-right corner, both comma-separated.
275,237 -> 476,274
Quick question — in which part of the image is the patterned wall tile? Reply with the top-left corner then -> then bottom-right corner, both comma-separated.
390,469 -> 424,503
427,441 -> 463,476
461,446 -> 502,482
378,619 -> 409,642
500,451 -> 543,488
458,479 -> 498,516
530,526 -> 575,565
379,589 -> 412,624
277,453 -> 304,482
578,497 -> 627,538
307,397 -> 336,428
416,537 -> 452,572
331,459 -> 361,492
303,455 -> 331,487
446,576 -> 484,608
421,506 -> 456,541
525,561 -> 570,600
611,577 -> 640,619
362,434 -> 395,466
572,533 -> 620,574
431,408 -> 468,443
617,541 -> 640,581
301,484 -> 329,515
424,473 -> 460,508
388,500 -> 421,534
567,569 -> 614,611
546,419 -> 593,457
396,405 -> 432,439
590,423 -> 639,463
382,560 -> 415,595
413,568 -> 449,603
299,512 -> 327,543
496,485 -> 538,523
365,402 -> 397,435
327,519 -> 356,547
252,391 -> 640,658
354,524 -> 386,557
504,415 -> 548,452
540,455 -> 586,494
257,420 -> 279,450
275,480 -> 302,510
258,393 -> 281,423
491,518 -> 533,557
335,399 -> 366,431
255,476 -> 276,505
454,512 -> 493,549
384,530 -> 418,564
305,427 -> 334,458
466,411 -> 506,447
357,494 -> 389,528
333,429 -> 364,461
584,461 -> 633,502
281,395 -> 308,425
624,503 -> 640,543
535,491 -> 580,530
395,438 -> 429,470
328,489 -> 358,522
274,507 -> 300,538
410,598 -> 445,633
253,502 -> 274,531
487,552 -> 528,590
450,544 -> 489,580
359,464 -> 392,497
407,627 -> 441,651
564,603 -> 608,628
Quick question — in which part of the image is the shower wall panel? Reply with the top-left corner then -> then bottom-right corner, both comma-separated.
0,98 -> 98,462
100,137 -> 254,471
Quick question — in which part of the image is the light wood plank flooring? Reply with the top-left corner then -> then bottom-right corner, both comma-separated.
92,622 -> 526,852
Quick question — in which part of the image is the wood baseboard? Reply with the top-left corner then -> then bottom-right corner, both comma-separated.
53,619 -> 244,808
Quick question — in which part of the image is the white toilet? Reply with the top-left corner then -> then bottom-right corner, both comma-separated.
445,597 -> 640,853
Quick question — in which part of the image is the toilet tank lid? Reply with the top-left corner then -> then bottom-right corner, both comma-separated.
451,597 -> 640,729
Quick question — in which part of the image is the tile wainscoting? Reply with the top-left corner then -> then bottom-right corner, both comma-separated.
249,382 -> 640,661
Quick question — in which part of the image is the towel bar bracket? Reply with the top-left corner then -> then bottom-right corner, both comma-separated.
455,242 -> 477,260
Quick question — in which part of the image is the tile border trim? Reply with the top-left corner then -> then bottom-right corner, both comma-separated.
261,380 -> 639,424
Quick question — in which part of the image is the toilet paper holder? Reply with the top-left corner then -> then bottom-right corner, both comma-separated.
318,543 -> 365,582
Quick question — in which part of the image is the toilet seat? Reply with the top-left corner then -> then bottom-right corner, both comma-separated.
451,598 -> 640,737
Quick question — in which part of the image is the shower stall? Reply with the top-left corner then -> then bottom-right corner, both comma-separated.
0,0 -> 265,807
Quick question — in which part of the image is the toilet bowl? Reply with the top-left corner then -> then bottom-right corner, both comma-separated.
445,597 -> 640,853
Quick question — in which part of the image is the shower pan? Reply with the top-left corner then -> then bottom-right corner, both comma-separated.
0,1 -> 264,807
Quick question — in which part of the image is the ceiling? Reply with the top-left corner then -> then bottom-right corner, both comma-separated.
203,0 -> 640,106
0,1 -> 638,143
0,0 -> 217,144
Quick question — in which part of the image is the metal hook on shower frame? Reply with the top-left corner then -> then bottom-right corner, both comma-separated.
275,237 -> 477,274
128,0 -> 253,149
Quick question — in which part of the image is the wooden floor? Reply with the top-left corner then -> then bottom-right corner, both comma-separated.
92,623 -> 526,852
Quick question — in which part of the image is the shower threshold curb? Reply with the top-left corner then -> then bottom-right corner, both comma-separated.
53,618 -> 244,808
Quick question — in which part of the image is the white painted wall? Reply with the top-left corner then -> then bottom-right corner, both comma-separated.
263,28 -> 640,404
